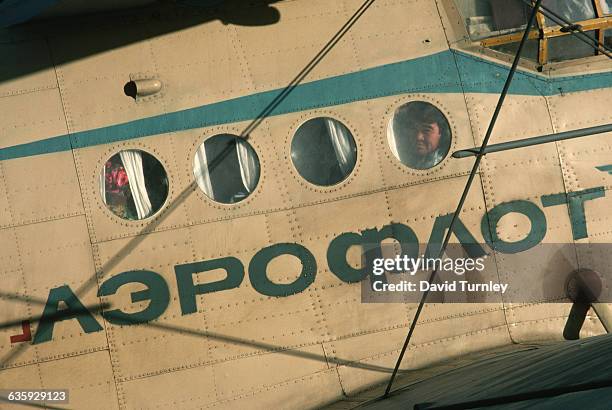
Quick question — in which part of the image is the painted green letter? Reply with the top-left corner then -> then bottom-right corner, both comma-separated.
98,270 -> 170,325
427,213 -> 486,258
33,285 -> 103,344
175,257 -> 244,315
482,200 -> 547,254
249,243 -> 316,297
328,223 -> 420,283
541,187 -> 605,240
327,232 -> 368,283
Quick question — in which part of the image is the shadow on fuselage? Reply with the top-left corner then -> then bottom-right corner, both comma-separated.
0,0 -> 282,84
0,0 -> 374,371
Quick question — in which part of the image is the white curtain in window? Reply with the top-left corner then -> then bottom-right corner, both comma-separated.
194,144 -> 215,199
236,139 -> 258,193
386,120 -> 400,160
120,150 -> 152,219
100,166 -> 106,204
326,119 -> 354,175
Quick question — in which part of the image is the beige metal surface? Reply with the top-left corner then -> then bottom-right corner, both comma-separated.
0,0 -> 610,408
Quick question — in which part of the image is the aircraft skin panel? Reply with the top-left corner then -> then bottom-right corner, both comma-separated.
235,0 -> 449,84
1,217 -> 106,360
149,26 -> 255,115
0,40 -> 58,100
0,88 -> 67,149
0,352 -> 118,410
38,350 -> 119,410
334,322 -> 511,397
548,87 -> 612,301
0,152 -> 84,228
0,0 -> 611,409
0,171 -> 15,228
207,344 -> 331,400
342,0 -> 448,67
48,25 -> 168,134
464,89 -> 611,344
551,88 -> 612,192
0,360 -> 119,410
234,2 -> 362,90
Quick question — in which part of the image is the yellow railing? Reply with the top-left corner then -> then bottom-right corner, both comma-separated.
478,1 -> 612,67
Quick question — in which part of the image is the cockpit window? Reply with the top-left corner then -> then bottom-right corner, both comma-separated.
456,0 -> 612,67
548,30 -> 598,61
193,134 -> 260,204
458,0 -> 531,40
101,150 -> 168,220
489,38 -> 540,61
604,0 -> 612,48
541,0 -> 596,26
605,0 -> 612,47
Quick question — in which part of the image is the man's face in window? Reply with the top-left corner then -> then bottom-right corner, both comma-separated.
414,122 -> 441,157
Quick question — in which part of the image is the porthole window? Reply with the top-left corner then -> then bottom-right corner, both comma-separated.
193,134 -> 260,204
387,101 -> 451,170
290,117 -> 357,186
101,150 -> 168,220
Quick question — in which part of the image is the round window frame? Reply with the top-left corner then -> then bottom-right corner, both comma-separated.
383,96 -> 456,176
190,131 -> 263,207
98,146 -> 171,224
287,113 -> 361,192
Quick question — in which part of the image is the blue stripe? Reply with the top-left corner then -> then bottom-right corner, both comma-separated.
0,135 -> 72,161
454,51 -> 612,95
2,49 -> 611,161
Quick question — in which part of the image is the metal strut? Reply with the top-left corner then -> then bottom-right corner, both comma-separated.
452,123 -> 612,158
382,0 -> 544,398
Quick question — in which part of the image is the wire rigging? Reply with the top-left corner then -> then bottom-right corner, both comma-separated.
383,0 -> 545,398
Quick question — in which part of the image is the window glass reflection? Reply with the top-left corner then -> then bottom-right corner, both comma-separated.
455,0 -> 530,40
542,0 -> 596,26
291,117 -> 357,186
387,102 -> 451,170
549,31 -> 597,61
193,134 -> 260,204
101,150 -> 168,220
490,38 -> 539,60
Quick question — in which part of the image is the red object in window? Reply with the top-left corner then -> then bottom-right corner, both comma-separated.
115,168 -> 129,187
105,163 -> 130,193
